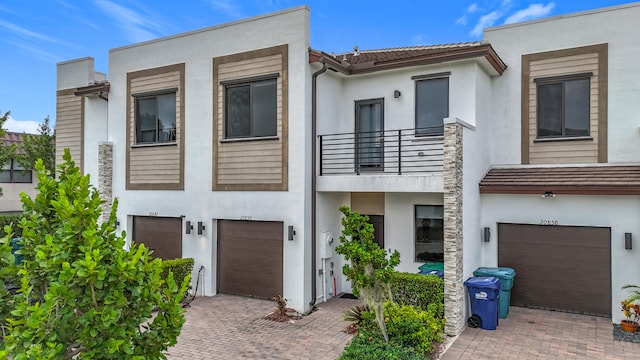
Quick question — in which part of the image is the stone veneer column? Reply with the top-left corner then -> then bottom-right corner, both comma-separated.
98,142 -> 113,224
443,121 -> 464,336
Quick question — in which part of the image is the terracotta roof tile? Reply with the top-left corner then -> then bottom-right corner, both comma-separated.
479,166 -> 640,195
1,132 -> 27,155
334,42 -> 484,65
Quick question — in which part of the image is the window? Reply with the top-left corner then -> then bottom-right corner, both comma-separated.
225,78 -> 277,139
415,77 -> 448,135
0,159 -> 32,183
415,205 -> 444,262
135,92 -> 177,144
536,76 -> 590,138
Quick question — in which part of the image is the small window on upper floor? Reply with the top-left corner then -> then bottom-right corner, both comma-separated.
135,92 -> 177,144
225,78 -> 277,139
415,77 -> 448,136
0,159 -> 32,183
536,76 -> 590,138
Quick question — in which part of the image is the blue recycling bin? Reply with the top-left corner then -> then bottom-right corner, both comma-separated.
464,277 -> 501,330
473,267 -> 516,319
418,269 -> 444,278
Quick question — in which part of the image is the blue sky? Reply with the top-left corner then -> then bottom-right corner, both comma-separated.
0,0 -> 633,133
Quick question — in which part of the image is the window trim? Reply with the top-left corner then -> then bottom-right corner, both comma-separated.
223,76 -> 278,140
133,90 -> 178,145
414,75 -> 449,136
535,74 -> 591,139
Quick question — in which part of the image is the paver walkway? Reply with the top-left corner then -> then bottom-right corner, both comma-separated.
441,306 -> 640,360
166,294 -> 358,359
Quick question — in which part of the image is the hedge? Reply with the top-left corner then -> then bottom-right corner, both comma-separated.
161,258 -> 195,297
390,271 -> 444,318
0,214 -> 23,238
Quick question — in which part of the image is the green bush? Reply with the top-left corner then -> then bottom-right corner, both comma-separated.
162,258 -> 194,297
339,327 -> 425,360
0,214 -> 23,238
383,301 -> 444,355
390,271 -> 444,318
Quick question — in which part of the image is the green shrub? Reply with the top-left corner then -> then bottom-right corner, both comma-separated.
390,271 -> 444,318
162,258 -> 194,297
339,327 -> 425,360
383,301 -> 444,355
0,214 -> 23,238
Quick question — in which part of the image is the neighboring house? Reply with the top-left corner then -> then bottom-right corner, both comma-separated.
0,132 -> 37,213
55,3 -> 640,336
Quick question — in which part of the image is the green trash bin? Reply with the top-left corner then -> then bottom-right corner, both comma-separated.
473,267 -> 516,319
10,237 -> 24,265
418,261 -> 444,272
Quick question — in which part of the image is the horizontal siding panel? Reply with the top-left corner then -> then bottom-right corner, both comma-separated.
530,53 -> 598,66
218,156 -> 282,164
56,93 -> 82,170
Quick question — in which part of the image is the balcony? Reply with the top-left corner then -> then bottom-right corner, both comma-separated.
319,127 -> 444,175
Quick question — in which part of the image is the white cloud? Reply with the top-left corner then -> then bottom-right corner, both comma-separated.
456,3 -> 479,25
504,2 -> 555,24
411,34 -> 426,45
470,11 -> 501,36
207,0 -> 244,18
94,0 -> 165,42
5,116 -> 42,134
0,19 -> 60,44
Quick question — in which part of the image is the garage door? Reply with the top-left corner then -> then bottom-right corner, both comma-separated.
133,216 -> 182,260
218,220 -> 283,299
498,223 -> 611,316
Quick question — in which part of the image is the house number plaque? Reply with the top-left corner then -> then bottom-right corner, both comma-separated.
540,219 -> 558,225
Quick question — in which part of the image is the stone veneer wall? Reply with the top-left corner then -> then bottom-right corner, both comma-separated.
443,122 -> 464,336
98,142 -> 113,223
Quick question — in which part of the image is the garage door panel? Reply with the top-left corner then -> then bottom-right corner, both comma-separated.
133,216 -> 182,260
498,223 -> 611,316
218,220 -> 283,299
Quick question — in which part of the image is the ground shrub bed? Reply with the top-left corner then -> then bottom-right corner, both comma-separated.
0,215 -> 22,238
339,327 -> 426,360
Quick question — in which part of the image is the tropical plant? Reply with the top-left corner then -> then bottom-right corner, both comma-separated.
272,295 -> 288,315
621,299 -> 640,324
343,303 -> 370,325
335,206 -> 400,342
0,149 -> 189,359
16,116 -> 55,174
0,110 -> 15,197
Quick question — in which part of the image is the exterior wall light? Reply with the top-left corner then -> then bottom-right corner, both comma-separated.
186,221 -> 193,234
393,90 -> 401,98
541,191 -> 556,198
197,221 -> 206,235
625,232 -> 633,250
288,225 -> 296,241
483,227 -> 491,242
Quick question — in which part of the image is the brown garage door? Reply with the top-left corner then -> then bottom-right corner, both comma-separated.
133,216 -> 182,260
218,220 -> 283,299
498,223 -> 611,316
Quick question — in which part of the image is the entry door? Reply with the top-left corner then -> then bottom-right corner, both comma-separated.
355,99 -> 384,172
367,215 -> 384,249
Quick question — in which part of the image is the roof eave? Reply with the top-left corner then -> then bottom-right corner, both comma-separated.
74,82 -> 111,97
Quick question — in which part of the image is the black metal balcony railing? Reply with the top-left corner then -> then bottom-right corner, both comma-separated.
319,127 -> 444,175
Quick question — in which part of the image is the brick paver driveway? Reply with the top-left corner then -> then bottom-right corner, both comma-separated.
442,306 -> 640,360
166,294 -> 358,359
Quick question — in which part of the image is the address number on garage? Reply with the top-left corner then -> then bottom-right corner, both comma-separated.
540,219 -> 559,225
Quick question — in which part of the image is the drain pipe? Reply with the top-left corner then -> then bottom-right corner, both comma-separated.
310,62 -> 328,308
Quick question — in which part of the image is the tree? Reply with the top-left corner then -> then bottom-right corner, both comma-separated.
335,206 -> 400,343
0,110 -> 16,197
16,116 -> 55,175
0,149 -> 189,359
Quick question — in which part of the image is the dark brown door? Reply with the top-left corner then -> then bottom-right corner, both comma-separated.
133,216 -> 182,260
498,223 -> 611,316
217,220 -> 283,299
366,215 -> 384,249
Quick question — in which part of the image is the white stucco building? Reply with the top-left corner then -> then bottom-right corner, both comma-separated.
55,2 -> 640,335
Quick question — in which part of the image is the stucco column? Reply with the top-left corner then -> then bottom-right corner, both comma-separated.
443,121 -> 464,336
98,142 -> 113,224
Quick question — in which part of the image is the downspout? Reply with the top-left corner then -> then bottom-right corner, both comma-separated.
310,62 -> 328,308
